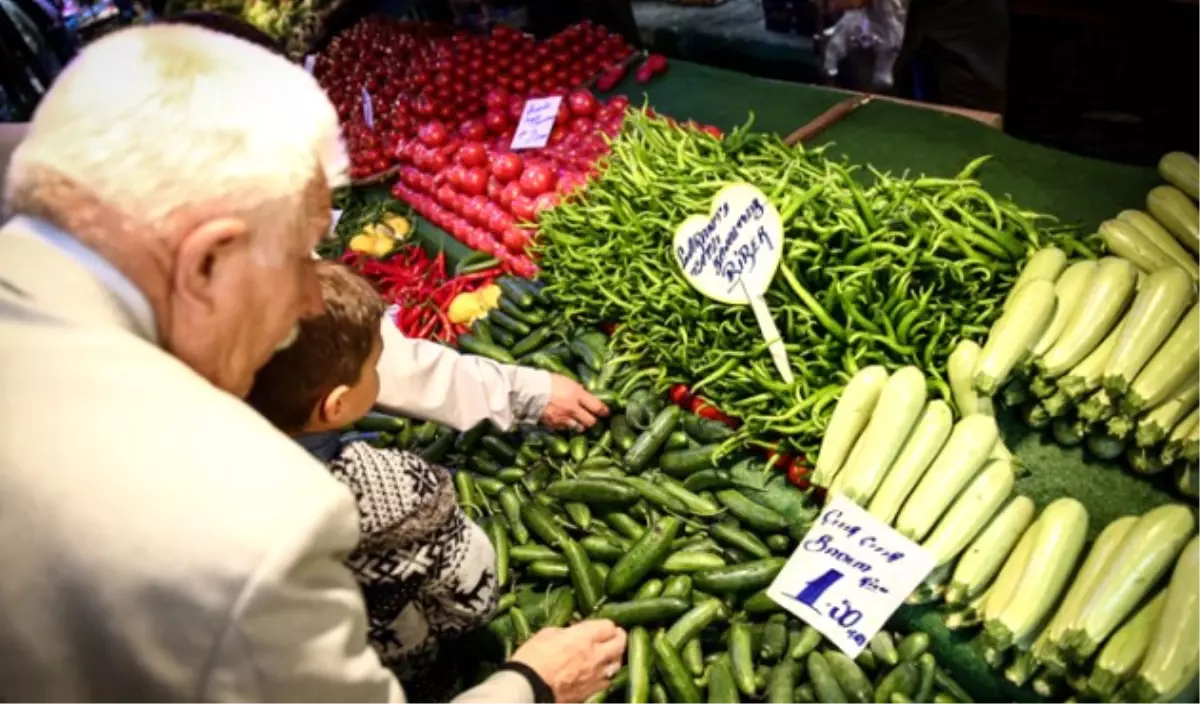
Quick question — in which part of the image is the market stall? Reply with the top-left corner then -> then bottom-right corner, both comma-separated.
319,16 -> 1199,704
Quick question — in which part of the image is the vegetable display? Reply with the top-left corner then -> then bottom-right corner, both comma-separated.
535,109 -> 1094,457
348,281 -> 980,704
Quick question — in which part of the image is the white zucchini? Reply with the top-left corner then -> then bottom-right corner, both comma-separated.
1063,503 -> 1195,659
980,520 -> 1039,623
1129,537 -> 1199,702
1118,210 -> 1199,280
1100,219 -> 1177,274
1158,151 -> 1200,200
1005,247 -> 1067,310
1102,266 -> 1195,396
1134,371 -> 1199,448
1176,461 -> 1199,500
813,365 -> 889,487
1032,515 -> 1138,666
987,436 -> 1023,476
1030,260 -> 1096,360
945,495 -> 1035,606
867,400 -> 954,525
948,340 -> 992,417
921,459 -> 1014,567
984,498 -> 1089,651
1055,312 -> 1128,400
1124,302 -> 1200,413
837,366 -> 927,505
1086,590 -> 1166,699
1161,407 -> 1200,466
1147,185 -> 1200,255
1038,257 -> 1138,378
973,279 -> 1057,395
895,414 -> 999,542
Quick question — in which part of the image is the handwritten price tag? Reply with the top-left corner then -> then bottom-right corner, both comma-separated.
361,87 -> 375,129
767,495 -> 935,657
303,54 -> 316,73
510,96 -> 563,151
672,183 -> 793,382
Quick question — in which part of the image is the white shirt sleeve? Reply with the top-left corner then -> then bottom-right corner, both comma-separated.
374,315 -> 552,432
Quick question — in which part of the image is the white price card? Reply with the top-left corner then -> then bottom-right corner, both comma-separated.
361,87 -> 375,129
303,54 -> 316,73
767,495 -> 936,657
329,209 -> 343,237
672,183 -> 794,383
510,96 -> 563,151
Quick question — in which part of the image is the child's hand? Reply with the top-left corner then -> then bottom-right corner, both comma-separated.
511,619 -> 627,703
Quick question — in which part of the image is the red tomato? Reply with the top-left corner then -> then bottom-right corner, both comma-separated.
519,164 -> 555,197
567,117 -> 594,135
499,181 -> 523,209
458,119 -> 487,141
460,167 -> 488,196
532,192 -> 559,214
566,89 -> 599,117
607,95 -> 631,112
490,152 -> 524,182
510,195 -> 536,222
418,120 -> 449,147
483,110 -> 509,134
787,460 -> 811,490
484,89 -> 510,114
501,227 -> 527,252
456,142 -> 489,168
635,63 -> 655,84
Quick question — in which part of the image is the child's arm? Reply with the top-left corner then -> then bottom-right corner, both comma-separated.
331,443 -> 498,636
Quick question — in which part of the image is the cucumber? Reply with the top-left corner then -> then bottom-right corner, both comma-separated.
806,652 -> 845,703
625,405 -> 682,473
653,630 -> 703,704
581,535 -> 626,563
660,445 -> 719,477
869,632 -> 899,667
729,622 -> 757,697
607,516 -> 681,597
1128,536 -> 1199,702
874,662 -> 919,703
895,414 -> 998,541
546,478 -> 640,505
813,365 -> 889,487
620,476 -> 688,513
760,617 -> 788,663
521,502 -> 570,546
634,579 -> 664,600
715,490 -> 789,532
683,413 -> 735,443
1148,184 -> 1200,254
1039,257 -> 1138,378
1030,260 -> 1096,361
627,627 -> 652,704
545,588 -> 576,627
666,599 -> 726,648
602,510 -> 646,541
596,597 -> 691,626
825,651 -> 873,703
611,414 -> 638,451
789,625 -> 822,660
766,660 -> 800,704
1064,503 -> 1194,659
974,279 -> 1057,395
683,469 -> 735,493
528,560 -> 570,579
838,366 -> 928,505
983,497 -> 1089,651
693,558 -> 786,594
708,655 -> 740,703
562,537 -> 603,614
896,632 -> 930,662
496,276 -> 534,307
510,543 -> 562,563
498,296 -> 545,326
458,333 -> 517,363
1124,302 -> 1200,413
867,400 -> 953,525
921,459 -> 1015,567
1103,266 -> 1195,396
681,638 -> 704,677
661,552 -> 727,574
944,495 -> 1034,605
1100,219 -> 1179,274
711,523 -> 772,559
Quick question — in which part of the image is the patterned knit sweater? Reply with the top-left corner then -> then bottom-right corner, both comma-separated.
328,440 -> 498,678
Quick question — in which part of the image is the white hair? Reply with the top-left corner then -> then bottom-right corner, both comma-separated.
6,24 -> 348,235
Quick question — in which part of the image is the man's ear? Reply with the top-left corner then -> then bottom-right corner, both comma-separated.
174,218 -> 249,307
319,385 -> 352,427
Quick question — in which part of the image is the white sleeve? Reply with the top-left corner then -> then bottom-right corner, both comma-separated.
374,316 -> 552,431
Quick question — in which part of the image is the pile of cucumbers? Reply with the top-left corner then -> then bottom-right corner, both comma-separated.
351,315 -> 979,703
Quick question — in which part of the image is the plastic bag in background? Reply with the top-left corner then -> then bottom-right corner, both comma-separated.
821,0 -> 909,90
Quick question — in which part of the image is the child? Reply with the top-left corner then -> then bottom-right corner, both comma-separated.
246,261 -> 498,682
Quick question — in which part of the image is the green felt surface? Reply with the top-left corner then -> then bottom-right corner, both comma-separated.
385,61 -> 1180,702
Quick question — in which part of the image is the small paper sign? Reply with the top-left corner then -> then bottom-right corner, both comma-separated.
767,495 -> 936,657
361,87 -> 375,129
329,209 -> 343,237
672,183 -> 793,382
303,54 -> 316,73
510,96 -> 563,151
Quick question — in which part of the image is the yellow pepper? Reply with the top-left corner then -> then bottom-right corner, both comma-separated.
448,291 -> 489,325
477,284 -> 503,308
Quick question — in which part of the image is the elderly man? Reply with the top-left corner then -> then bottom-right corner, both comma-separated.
0,24 -> 625,703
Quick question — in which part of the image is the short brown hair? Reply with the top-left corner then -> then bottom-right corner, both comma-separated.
247,261 -> 385,432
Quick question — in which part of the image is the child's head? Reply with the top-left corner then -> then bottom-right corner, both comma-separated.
247,261 -> 385,434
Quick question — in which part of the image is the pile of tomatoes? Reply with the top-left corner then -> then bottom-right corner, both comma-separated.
314,17 -> 636,180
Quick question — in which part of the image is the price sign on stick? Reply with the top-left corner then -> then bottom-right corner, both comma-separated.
510,96 -> 563,151
672,183 -> 794,383
767,495 -> 935,656
361,86 -> 375,129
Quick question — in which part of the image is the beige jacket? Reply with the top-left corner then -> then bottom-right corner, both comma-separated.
0,220 -> 534,703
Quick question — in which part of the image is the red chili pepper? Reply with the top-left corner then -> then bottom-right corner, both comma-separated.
599,321 -> 620,336
668,384 -> 693,408
786,460 -> 810,490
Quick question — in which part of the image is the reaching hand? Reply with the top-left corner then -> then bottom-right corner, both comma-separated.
511,620 -> 628,703
541,374 -> 609,431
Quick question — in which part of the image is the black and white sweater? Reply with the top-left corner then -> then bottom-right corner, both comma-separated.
327,440 -> 498,678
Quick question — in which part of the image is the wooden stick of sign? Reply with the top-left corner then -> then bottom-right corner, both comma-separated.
784,95 -> 873,147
